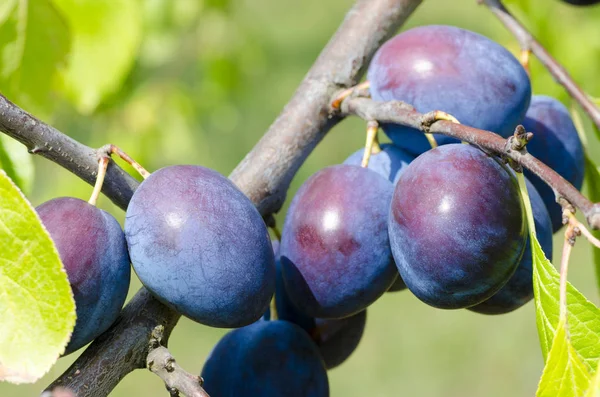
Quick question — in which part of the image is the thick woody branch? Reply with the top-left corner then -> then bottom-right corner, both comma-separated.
229,0 -> 422,215
339,97 -> 600,229
0,1 -> 423,396
147,326 -> 210,397
481,0 -> 600,130
47,290 -> 181,396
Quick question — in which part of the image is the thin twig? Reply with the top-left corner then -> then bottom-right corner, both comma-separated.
481,0 -> 600,130
147,326 -> 210,397
338,96 -> 600,230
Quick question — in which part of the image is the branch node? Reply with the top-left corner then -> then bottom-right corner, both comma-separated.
29,146 -> 44,154
510,125 -> 532,151
330,81 -> 371,112
503,125 -> 532,172
587,204 -> 600,230
147,325 -> 210,397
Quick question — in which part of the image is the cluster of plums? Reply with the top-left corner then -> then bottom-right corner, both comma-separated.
37,24 -> 585,396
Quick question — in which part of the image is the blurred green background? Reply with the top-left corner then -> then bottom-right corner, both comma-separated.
1,0 -> 600,395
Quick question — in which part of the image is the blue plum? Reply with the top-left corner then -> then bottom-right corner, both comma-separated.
389,144 -> 527,309
266,240 -> 366,369
469,178 -> 553,314
367,25 -> 531,156
520,95 -> 585,232
36,197 -> 131,354
201,320 -> 329,397
312,311 -> 366,370
344,144 -> 412,292
343,144 -> 415,184
124,165 -> 275,328
280,165 -> 397,318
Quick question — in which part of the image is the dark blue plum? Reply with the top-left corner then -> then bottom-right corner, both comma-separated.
344,145 -> 412,292
367,25 -> 531,156
36,197 -> 130,355
469,178 -> 553,314
124,165 -> 275,328
201,320 -> 329,397
265,240 -> 366,369
389,144 -> 527,309
312,311 -> 366,369
521,95 -> 585,232
280,165 -> 397,318
265,239 -> 316,331
343,144 -> 415,184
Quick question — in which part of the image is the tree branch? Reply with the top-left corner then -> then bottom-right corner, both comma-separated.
0,0 -> 423,396
338,96 -> 600,229
480,0 -> 600,130
147,326 -> 209,397
0,95 -> 139,210
229,0 -> 422,215
47,289 -> 181,396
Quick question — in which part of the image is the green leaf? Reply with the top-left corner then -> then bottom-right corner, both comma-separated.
0,134 -> 34,195
536,319 -> 592,397
532,236 -> 600,369
51,0 -> 142,113
0,0 -> 70,116
585,154 -> 600,293
515,171 -> 600,369
0,170 -> 75,383
584,367 -> 600,397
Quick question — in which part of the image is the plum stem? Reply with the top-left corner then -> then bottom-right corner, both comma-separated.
519,49 -> 531,76
481,0 -> 600,131
147,326 -> 210,397
99,144 -> 151,180
331,81 -> 371,111
361,121 -> 380,167
269,296 -> 279,321
338,96 -> 600,230
88,156 -> 109,206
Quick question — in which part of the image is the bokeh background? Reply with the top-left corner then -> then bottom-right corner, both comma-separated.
1,0 -> 600,396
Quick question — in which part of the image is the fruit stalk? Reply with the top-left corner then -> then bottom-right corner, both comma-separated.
481,0 -> 600,131
338,96 -> 600,230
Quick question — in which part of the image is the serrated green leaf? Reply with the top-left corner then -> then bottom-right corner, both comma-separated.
585,154 -> 600,293
0,0 -> 70,116
51,0 -> 142,113
0,135 -> 34,195
515,172 -> 600,369
532,236 -> 600,369
536,319 -> 592,397
0,170 -> 75,384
